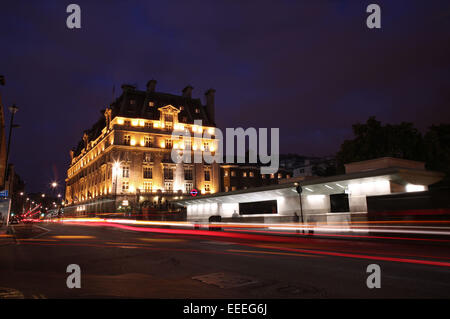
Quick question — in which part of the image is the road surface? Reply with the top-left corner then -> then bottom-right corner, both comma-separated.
0,221 -> 449,298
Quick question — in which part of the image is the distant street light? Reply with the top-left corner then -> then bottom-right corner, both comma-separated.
41,194 -> 45,198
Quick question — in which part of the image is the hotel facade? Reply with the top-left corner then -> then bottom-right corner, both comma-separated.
64,81 -> 220,217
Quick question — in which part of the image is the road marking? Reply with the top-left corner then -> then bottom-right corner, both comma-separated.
227,249 -> 321,258
52,235 -> 95,239
31,225 -> 51,239
192,272 -> 258,289
138,238 -> 184,243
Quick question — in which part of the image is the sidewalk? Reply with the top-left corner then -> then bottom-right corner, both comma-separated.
0,223 -> 8,234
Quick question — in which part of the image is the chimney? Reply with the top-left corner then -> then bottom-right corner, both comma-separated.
182,85 -> 193,98
205,88 -> 216,123
146,79 -> 157,92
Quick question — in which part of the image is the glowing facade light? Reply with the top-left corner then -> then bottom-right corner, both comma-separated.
113,161 -> 121,174
117,118 -> 124,125
130,139 -> 136,146
131,119 -> 138,126
406,184 -> 425,192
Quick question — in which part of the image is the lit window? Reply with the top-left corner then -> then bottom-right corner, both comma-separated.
184,183 -> 193,193
143,167 -> 152,179
149,101 -> 154,107
204,168 -> 211,181
179,106 -> 184,111
122,181 -> 129,192
165,182 -> 173,192
195,108 -> 200,114
243,172 -> 247,177
122,166 -> 129,178
204,184 -> 210,192
164,114 -> 173,122
231,170 -> 236,177
123,135 -> 131,145
224,170 -> 229,177
164,167 -> 173,180
165,139 -> 173,149
143,181 -> 152,192
144,136 -> 153,147
184,168 -> 193,180
249,171 -> 254,177
130,99 -> 135,105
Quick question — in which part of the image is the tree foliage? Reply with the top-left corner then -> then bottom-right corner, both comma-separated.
336,117 -> 425,172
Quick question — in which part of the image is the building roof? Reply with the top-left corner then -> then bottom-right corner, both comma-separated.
344,157 -> 425,174
73,83 -> 214,157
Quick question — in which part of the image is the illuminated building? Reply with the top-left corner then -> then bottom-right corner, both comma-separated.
220,164 -> 291,192
64,81 -> 220,216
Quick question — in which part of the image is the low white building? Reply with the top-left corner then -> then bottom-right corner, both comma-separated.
175,158 -> 444,224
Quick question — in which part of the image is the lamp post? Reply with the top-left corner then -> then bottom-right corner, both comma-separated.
4,104 -> 19,188
295,184 -> 305,233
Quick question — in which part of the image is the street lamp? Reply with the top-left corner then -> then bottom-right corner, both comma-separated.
295,183 -> 305,233
4,104 -> 19,188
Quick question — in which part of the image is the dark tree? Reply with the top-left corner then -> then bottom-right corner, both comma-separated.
424,124 -> 450,188
336,117 -> 425,172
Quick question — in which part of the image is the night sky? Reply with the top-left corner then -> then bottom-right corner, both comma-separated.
0,1 -> 449,193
